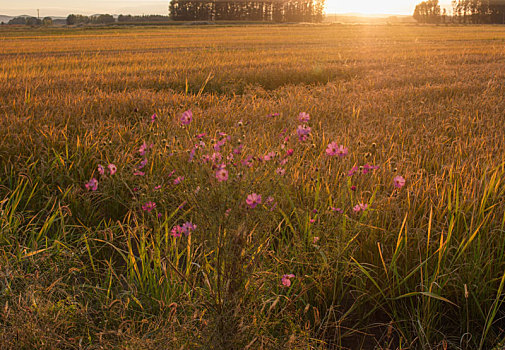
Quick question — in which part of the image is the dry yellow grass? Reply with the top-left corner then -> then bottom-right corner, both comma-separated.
0,24 -> 505,349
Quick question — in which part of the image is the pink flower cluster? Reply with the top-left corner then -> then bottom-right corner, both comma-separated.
85,178 -> 98,191
98,163 -> 117,176
142,201 -> 156,212
347,164 -> 379,176
296,125 -> 311,142
326,142 -> 348,157
138,142 -> 153,156
353,203 -> 368,213
171,222 -> 197,237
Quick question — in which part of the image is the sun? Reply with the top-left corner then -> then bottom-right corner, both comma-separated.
325,0 -> 419,15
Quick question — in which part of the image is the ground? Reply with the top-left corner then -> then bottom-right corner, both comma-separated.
0,24 -> 505,349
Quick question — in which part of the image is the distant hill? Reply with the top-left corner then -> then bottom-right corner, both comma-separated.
0,15 -> 15,23
0,14 -> 67,24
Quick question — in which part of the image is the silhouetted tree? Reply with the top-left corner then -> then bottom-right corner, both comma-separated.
8,16 -> 42,25
413,0 -> 441,23
118,15 -> 171,22
66,14 -> 91,25
42,17 -> 53,26
8,17 -> 28,25
169,0 -> 324,22
91,14 -> 115,24
451,0 -> 505,23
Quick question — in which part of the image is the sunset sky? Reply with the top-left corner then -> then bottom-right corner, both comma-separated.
1,0 -> 453,16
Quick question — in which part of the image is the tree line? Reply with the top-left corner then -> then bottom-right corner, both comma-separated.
66,14 -> 115,25
169,0 -> 325,22
66,14 -> 172,25
7,16 -> 53,25
452,0 -> 505,23
414,0 -> 505,23
117,15 -> 172,22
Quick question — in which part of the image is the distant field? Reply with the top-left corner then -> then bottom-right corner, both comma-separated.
1,25 -> 505,349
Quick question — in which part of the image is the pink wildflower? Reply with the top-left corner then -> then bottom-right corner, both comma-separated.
313,237 -> 320,244
326,142 -> 339,156
394,175 -> 406,188
296,125 -> 311,142
85,178 -> 98,191
267,113 -> 280,118
139,159 -> 148,169
263,151 -> 276,161
189,147 -> 196,162
246,193 -> 262,209
181,222 -> 197,236
214,139 -> 226,151
150,113 -> 157,123
233,145 -> 243,155
108,164 -> 117,175
196,132 -> 206,139
281,274 -> 295,287
210,152 -> 222,164
142,201 -> 156,212
170,225 -> 183,237
139,142 -> 148,156
336,145 -> 348,157
202,155 -> 210,163
241,156 -> 253,168
326,143 -> 348,157
173,176 -> 184,185
347,166 -> 359,177
298,112 -> 310,123
362,164 -> 379,174
134,170 -> 145,176
180,110 -> 193,125
216,168 -> 229,182
276,167 -> 286,176
98,165 -> 105,175
353,203 -> 368,213
331,207 -> 343,214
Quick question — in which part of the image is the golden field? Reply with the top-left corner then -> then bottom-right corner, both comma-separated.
1,24 -> 505,349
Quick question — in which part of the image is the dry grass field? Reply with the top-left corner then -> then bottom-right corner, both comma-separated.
1,24 -> 505,349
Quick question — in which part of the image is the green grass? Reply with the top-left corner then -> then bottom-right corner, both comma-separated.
0,24 -> 505,349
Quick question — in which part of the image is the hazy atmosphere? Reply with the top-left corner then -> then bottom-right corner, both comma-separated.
1,0 -> 452,16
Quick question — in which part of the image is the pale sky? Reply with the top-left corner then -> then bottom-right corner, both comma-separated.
1,0 -> 453,17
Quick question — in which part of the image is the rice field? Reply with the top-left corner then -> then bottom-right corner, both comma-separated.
1,24 -> 505,349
